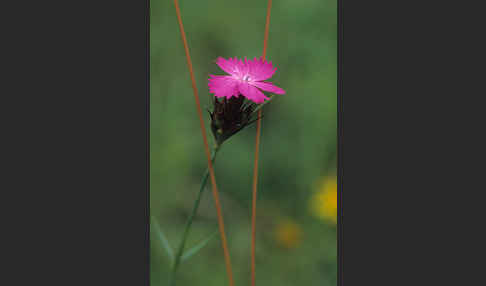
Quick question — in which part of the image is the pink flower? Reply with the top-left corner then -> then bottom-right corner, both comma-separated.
208,57 -> 285,104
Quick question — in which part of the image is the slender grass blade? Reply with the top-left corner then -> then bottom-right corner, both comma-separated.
181,230 -> 218,262
151,216 -> 174,262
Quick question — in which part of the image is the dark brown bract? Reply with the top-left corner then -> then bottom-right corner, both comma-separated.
209,95 -> 258,146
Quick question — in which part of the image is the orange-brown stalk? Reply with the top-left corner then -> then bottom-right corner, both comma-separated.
173,1 -> 234,286
251,1 -> 273,286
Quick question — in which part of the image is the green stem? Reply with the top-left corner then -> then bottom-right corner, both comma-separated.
169,144 -> 221,286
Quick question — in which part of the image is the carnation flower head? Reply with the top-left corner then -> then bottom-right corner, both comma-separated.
208,57 -> 285,103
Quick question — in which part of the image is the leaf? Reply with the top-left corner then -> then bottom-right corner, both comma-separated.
181,230 -> 218,262
151,216 -> 174,262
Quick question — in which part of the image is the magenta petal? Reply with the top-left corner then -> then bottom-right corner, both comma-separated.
216,57 -> 235,74
237,82 -> 269,104
208,75 -> 239,99
216,57 -> 240,77
247,57 -> 277,81
250,81 -> 286,95
239,57 -> 250,76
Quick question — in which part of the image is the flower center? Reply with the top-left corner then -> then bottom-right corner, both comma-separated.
242,75 -> 251,82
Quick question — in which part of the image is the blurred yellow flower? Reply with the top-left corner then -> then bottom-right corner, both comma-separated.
274,219 -> 302,249
310,176 -> 337,223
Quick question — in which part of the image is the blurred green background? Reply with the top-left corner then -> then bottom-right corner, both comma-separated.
150,0 -> 337,285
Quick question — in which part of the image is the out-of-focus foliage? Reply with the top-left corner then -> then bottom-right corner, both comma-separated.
151,0 -> 337,285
